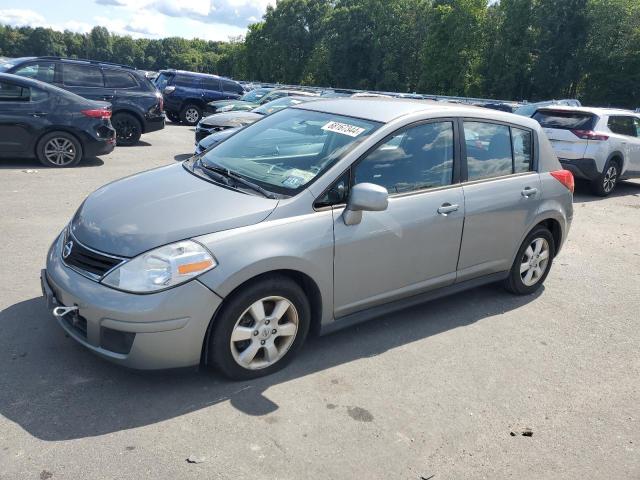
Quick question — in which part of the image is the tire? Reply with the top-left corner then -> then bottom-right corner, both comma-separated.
112,112 -> 142,146
590,159 -> 620,196
208,275 -> 311,380
180,104 -> 202,126
504,226 -> 555,295
166,111 -> 181,123
36,131 -> 83,168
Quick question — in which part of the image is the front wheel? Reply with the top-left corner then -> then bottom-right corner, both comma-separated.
180,104 -> 202,126
208,276 -> 310,380
504,226 -> 555,295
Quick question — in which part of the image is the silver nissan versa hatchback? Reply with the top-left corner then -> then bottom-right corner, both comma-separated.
42,99 -> 574,379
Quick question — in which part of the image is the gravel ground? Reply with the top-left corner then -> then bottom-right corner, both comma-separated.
0,123 -> 638,479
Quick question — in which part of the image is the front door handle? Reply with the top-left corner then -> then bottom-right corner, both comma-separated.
437,203 -> 459,216
521,187 -> 538,198
102,95 -> 114,101
32,112 -> 48,117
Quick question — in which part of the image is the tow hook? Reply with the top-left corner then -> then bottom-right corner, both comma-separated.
52,306 -> 79,318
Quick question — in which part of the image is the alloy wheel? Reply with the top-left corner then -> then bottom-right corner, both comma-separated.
230,296 -> 299,370
185,108 -> 200,124
44,137 -> 76,166
114,117 -> 139,142
520,237 -> 550,287
603,165 -> 617,193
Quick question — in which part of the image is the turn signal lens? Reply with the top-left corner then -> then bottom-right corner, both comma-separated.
178,259 -> 215,275
550,169 -> 575,193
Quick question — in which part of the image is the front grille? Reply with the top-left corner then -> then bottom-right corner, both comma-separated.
62,231 -> 124,279
62,312 -> 88,338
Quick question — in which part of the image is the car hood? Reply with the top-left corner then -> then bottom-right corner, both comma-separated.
70,163 -> 278,257
200,111 -> 263,128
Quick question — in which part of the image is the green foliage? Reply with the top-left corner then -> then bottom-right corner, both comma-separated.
0,0 -> 638,108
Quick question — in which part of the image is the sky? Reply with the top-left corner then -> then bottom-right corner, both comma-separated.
0,0 -> 276,41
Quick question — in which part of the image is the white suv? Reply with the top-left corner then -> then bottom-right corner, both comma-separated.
533,107 -> 640,196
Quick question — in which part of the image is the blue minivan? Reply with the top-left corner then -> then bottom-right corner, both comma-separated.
155,70 -> 244,125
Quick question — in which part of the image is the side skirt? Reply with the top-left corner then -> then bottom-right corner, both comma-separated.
319,271 -> 509,336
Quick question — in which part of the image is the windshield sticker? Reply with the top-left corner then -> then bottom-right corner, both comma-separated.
282,176 -> 305,188
321,121 -> 366,137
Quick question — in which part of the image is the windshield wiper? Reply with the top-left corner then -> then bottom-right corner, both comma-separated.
197,159 -> 278,199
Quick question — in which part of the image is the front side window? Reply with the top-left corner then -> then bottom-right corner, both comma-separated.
202,77 -> 221,91
104,69 -> 138,88
63,64 -> 104,87
464,122 -> 513,181
221,79 -> 242,94
354,121 -> 454,194
175,75 -> 201,88
12,62 -> 55,83
512,127 -> 533,173
154,72 -> 173,91
0,81 -> 30,101
198,108 -> 380,195
608,116 -> 637,137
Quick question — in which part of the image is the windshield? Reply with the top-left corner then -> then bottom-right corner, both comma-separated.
533,110 -> 596,130
242,88 -> 271,103
198,108 -> 380,195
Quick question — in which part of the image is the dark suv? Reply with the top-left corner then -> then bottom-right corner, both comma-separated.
155,70 -> 244,126
1,57 -> 165,146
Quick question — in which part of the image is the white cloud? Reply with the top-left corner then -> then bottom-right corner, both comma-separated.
0,8 -> 46,28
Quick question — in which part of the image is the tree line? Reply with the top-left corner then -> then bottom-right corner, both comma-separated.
1,0 -> 638,107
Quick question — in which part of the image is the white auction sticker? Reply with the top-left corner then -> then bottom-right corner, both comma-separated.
321,121 -> 366,137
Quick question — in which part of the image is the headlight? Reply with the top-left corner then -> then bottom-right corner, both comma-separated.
102,240 -> 216,293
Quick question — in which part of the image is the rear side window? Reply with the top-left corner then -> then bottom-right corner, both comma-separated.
202,77 -> 221,91
512,127 -> 533,173
221,79 -> 243,94
464,122 -> 513,181
103,69 -> 138,88
12,62 -> 56,83
0,80 -> 30,101
354,121 -> 454,194
63,64 -> 104,87
607,116 -> 637,137
174,75 -> 201,88
533,110 -> 596,130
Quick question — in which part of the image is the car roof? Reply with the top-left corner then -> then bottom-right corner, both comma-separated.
293,97 -> 541,127
535,105 -> 639,117
159,69 -> 237,82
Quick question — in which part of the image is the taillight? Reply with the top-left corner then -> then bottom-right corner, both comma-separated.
571,129 -> 609,141
550,169 -> 575,193
81,109 -> 111,119
164,86 -> 176,95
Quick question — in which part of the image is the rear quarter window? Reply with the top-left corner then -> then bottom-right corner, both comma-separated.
103,69 -> 138,88
533,110 -> 596,130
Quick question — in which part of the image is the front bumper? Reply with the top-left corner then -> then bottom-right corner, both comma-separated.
559,158 -> 600,180
143,114 -> 165,134
42,232 -> 222,370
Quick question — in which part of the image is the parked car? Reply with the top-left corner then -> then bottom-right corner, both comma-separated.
480,102 -> 521,113
155,69 -> 244,125
0,73 -> 115,167
1,56 -> 164,146
195,96 -> 321,143
203,87 -> 274,116
514,99 -> 581,118
257,89 -> 318,105
42,99 -> 573,379
195,127 -> 238,155
533,106 -> 640,196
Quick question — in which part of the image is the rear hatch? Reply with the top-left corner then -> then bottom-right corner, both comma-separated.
532,109 -> 598,160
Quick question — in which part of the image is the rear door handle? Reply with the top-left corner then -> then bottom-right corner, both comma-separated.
521,187 -> 538,198
102,95 -> 114,101
437,203 -> 459,216
32,112 -> 48,117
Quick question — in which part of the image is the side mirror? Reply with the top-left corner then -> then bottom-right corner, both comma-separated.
343,183 -> 389,226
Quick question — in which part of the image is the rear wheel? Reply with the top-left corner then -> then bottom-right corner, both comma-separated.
112,112 -> 142,146
504,226 -> 555,295
36,131 -> 83,168
208,275 -> 310,380
591,160 -> 619,196
180,104 -> 202,126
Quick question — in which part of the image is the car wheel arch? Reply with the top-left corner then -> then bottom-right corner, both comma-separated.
200,269 -> 323,367
512,214 -> 565,264
606,152 -> 624,172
